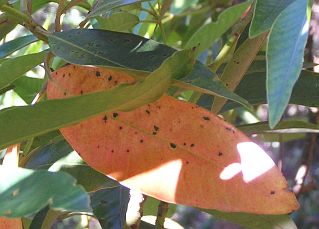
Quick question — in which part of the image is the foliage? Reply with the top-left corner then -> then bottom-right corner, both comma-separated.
0,0 -> 316,228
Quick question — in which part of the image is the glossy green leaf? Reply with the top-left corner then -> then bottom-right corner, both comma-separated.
222,70 -> 319,112
91,186 -> 129,229
249,0 -> 293,37
0,51 -> 46,91
13,76 -> 44,104
205,210 -> 297,229
0,48 -> 195,149
88,0 -> 149,18
48,29 -> 251,110
267,0 -> 308,128
95,13 -> 139,32
0,35 -> 37,58
185,1 -> 251,54
0,166 -> 91,217
238,120 -> 319,135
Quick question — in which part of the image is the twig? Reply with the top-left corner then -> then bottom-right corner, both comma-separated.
0,4 -> 49,43
155,201 -> 169,229
55,0 -> 66,32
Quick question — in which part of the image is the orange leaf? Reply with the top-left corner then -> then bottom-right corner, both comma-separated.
0,217 -> 22,229
47,65 -> 299,214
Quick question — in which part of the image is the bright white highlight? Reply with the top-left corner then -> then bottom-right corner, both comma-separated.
237,142 -> 275,183
219,163 -> 242,180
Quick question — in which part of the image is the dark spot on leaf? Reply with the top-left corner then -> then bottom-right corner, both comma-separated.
119,126 -> 123,130
203,116 -> 210,121
134,131 -> 138,134
170,143 -> 177,149
114,80 -> 118,85
200,124 -> 204,128
62,74 -> 65,78
63,91 -> 67,96
68,73 -> 71,76
145,110 -> 150,115
113,112 -> 119,118
186,161 -> 190,164
183,143 -> 186,146
140,139 -> 144,143
270,191 -> 275,195
126,149 -> 130,152
153,125 -> 159,131
80,90 -> 83,95
108,75 -> 112,81
111,150 -> 114,153
225,83 -> 229,87
102,115 -> 107,123
190,143 -> 195,147
218,152 -> 223,156
152,131 -> 157,135
97,145 -> 100,149
96,71 -> 101,77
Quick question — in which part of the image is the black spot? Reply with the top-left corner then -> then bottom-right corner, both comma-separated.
225,83 -> 229,87
153,125 -> 159,131
119,126 -> 123,130
218,152 -> 223,156
190,143 -> 195,147
96,71 -> 101,77
270,190 -> 275,195
112,112 -> 119,118
183,143 -> 186,146
186,161 -> 190,164
126,149 -> 130,152
63,91 -> 67,96
140,139 -> 144,143
152,131 -> 157,135
203,116 -> 210,121
170,143 -> 177,149
80,90 -> 83,95
102,115 -> 107,123
145,110 -> 150,115
108,75 -> 112,81
111,150 -> 114,153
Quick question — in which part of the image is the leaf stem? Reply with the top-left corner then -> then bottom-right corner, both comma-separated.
0,4 -> 49,43
155,201 -> 169,229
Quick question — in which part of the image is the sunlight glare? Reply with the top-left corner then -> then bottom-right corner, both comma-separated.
219,163 -> 241,180
237,142 -> 275,183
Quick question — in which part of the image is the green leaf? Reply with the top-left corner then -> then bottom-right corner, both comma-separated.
143,196 -> 175,217
222,70 -> 319,112
211,32 -> 267,113
238,120 -> 319,135
88,0 -> 149,18
249,0 -> 293,38
0,166 -> 91,217
48,29 -> 251,110
0,48 -> 195,149
90,186 -> 129,229
0,51 -> 47,91
267,0 -> 308,128
95,12 -> 139,32
184,1 -> 252,54
205,210 -> 297,229
0,35 -> 37,58
13,76 -> 44,104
